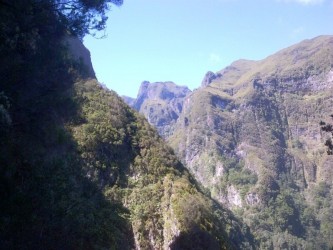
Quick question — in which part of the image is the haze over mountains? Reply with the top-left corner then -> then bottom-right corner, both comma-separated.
124,35 -> 333,249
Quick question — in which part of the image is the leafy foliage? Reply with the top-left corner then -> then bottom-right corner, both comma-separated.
71,79 -> 256,249
320,115 -> 333,155
0,1 -> 133,248
153,36 -> 333,249
0,54 -> 132,250
53,0 -> 123,38
0,0 -> 123,40
0,1 -> 257,248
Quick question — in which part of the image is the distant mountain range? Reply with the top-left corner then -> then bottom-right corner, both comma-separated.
124,81 -> 191,137
124,35 -> 333,249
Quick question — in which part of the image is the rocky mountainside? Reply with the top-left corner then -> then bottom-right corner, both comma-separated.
128,35 -> 333,249
64,36 -> 96,78
0,2 -> 256,249
124,81 -> 191,138
68,80 -> 255,249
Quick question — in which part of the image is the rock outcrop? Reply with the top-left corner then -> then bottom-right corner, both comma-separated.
64,36 -> 96,78
201,71 -> 220,87
124,81 -> 191,138
131,35 -> 333,249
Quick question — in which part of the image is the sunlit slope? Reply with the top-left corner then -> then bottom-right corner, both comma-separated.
166,35 -> 333,249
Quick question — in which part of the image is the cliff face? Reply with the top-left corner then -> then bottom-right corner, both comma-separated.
0,11 -> 256,248
131,35 -> 333,249
201,71 -> 221,87
64,36 -> 96,78
124,81 -> 191,138
72,80 -> 255,250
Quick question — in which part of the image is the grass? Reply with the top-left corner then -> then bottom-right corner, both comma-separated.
208,35 -> 333,99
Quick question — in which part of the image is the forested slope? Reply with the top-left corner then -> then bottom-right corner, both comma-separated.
127,35 -> 333,249
0,1 -> 255,249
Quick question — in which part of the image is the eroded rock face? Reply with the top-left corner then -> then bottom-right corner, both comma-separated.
131,36 -> 333,248
246,193 -> 260,206
201,71 -> 220,87
227,185 -> 242,207
124,81 -> 191,138
64,36 -> 95,78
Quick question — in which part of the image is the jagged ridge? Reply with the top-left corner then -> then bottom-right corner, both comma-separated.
127,35 -> 333,249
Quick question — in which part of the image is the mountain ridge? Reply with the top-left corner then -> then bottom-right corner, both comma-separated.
124,81 -> 192,138
125,35 -> 333,249
0,2 -> 256,248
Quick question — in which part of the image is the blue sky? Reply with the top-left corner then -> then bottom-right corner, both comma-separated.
83,0 -> 333,98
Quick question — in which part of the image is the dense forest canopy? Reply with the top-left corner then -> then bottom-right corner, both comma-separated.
0,0 -> 255,249
0,0 -> 132,248
1,0 -> 332,249
0,0 -> 123,40
126,35 -> 333,249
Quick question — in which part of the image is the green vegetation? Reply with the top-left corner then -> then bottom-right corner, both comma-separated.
2,0 -> 332,248
150,36 -> 333,249
130,81 -> 191,138
228,168 -> 258,186
209,35 -> 333,100
320,115 -> 333,154
0,1 -> 258,249
60,78 -> 256,249
0,1 -> 132,248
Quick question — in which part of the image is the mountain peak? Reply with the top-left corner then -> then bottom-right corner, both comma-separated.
123,81 -> 191,138
134,81 -> 191,109
131,35 -> 333,248
204,35 -> 333,98
201,71 -> 221,87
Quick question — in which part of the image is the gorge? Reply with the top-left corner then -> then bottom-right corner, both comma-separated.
124,35 -> 333,249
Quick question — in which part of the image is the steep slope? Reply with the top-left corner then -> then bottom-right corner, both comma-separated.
73,80 -> 257,249
171,35 -> 333,249
124,81 -> 191,138
133,35 -> 333,249
0,2 -> 255,249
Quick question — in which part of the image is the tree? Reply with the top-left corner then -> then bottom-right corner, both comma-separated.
52,0 -> 123,38
0,1 -> 130,248
320,115 -> 333,155
0,0 -> 123,39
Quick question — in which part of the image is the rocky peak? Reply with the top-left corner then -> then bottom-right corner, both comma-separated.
156,35 -> 333,248
131,81 -> 191,111
123,81 -> 191,138
137,80 -> 150,95
136,81 -> 190,101
201,71 -> 219,87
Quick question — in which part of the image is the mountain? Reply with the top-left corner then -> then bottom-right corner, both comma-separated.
68,79 -> 255,249
0,3 -> 255,249
128,35 -> 333,249
124,81 -> 191,138
201,71 -> 222,88
64,36 -> 96,78
122,95 -> 136,107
